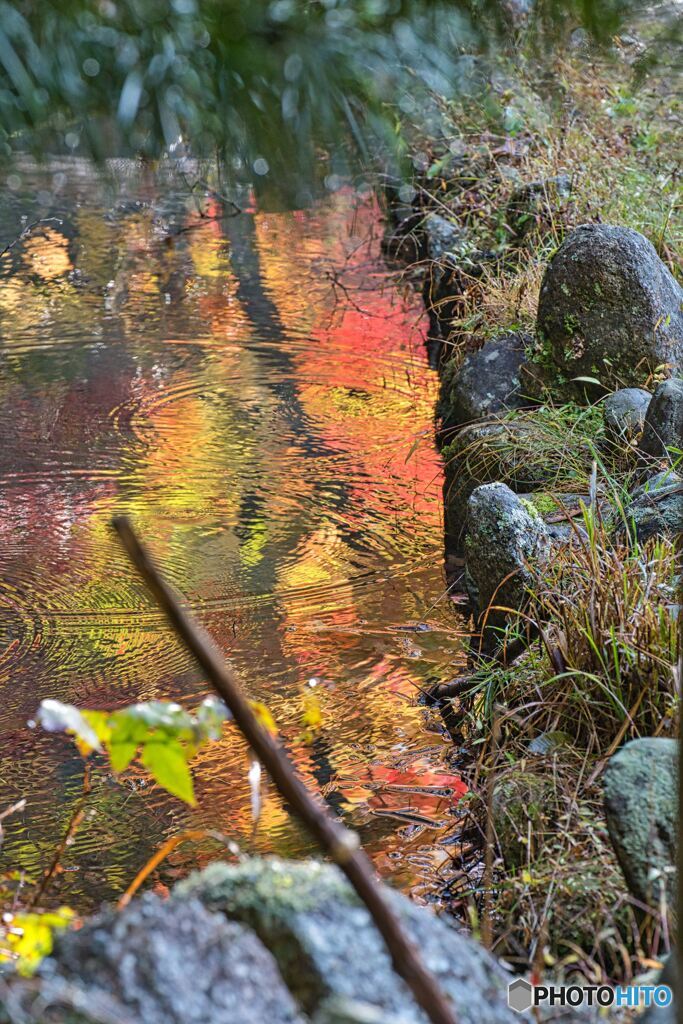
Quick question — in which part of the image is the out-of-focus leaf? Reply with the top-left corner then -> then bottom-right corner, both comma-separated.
141,740 -> 195,805
0,907 -> 75,976
195,696 -> 231,740
249,701 -> 278,736
301,689 -> 323,743
109,742 -> 138,773
38,699 -> 102,754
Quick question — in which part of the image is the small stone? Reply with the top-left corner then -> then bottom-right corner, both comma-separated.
422,212 -> 466,261
618,470 -> 683,542
639,377 -> 683,464
441,422 -> 550,551
603,738 -> 677,910
603,387 -> 651,443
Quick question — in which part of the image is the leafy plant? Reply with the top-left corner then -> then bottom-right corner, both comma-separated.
38,696 -> 230,804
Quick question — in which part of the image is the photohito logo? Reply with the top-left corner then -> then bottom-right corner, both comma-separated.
507,979 -> 672,1013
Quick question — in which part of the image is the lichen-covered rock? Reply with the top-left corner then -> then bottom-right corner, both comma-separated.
438,332 -> 534,430
175,857 -> 520,1024
639,378 -> 683,464
506,175 -> 571,243
43,894 -> 304,1024
442,422 -> 550,550
464,483 -> 551,636
618,470 -> 683,542
537,225 -> 683,391
603,738 -> 677,910
492,770 -> 557,869
603,387 -> 652,443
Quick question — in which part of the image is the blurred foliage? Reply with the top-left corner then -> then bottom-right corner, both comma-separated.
0,906 -> 74,975
39,696 -> 231,804
0,0 -> 669,194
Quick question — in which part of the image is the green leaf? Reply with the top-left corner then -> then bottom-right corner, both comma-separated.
571,376 -> 603,386
109,742 -> 138,773
141,741 -> 195,805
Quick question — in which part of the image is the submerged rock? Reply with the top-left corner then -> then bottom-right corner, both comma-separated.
603,387 -> 651,443
42,894 -> 304,1024
618,470 -> 683,542
175,857 -> 520,1024
439,331 -> 534,430
537,225 -> 683,391
603,738 -> 677,911
464,483 -> 550,638
639,377 -> 683,464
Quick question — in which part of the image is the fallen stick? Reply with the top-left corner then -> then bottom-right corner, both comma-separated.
112,516 -> 458,1024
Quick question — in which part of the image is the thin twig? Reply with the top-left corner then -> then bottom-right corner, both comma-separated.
112,515 -> 458,1024
29,765 -> 91,909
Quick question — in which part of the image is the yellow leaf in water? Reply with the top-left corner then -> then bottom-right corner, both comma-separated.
301,690 -> 323,741
249,701 -> 278,736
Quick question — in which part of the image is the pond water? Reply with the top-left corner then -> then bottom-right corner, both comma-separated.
0,161 -> 467,911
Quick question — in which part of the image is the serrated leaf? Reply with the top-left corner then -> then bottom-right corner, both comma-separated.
38,700 -> 102,754
141,741 -> 195,805
109,742 -> 138,773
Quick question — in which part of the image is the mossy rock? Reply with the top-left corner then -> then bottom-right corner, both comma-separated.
175,857 -> 520,1024
442,421 -> 550,551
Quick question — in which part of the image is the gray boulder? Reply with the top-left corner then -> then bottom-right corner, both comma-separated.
506,175 -> 571,243
603,388 -> 652,443
618,470 -> 683,542
537,225 -> 683,391
603,738 -> 677,910
464,483 -> 550,636
175,857 -> 520,1024
639,378 -> 683,464
42,894 -> 304,1024
439,332 -> 534,429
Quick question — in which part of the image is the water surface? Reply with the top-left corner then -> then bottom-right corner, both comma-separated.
0,162 -> 467,909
